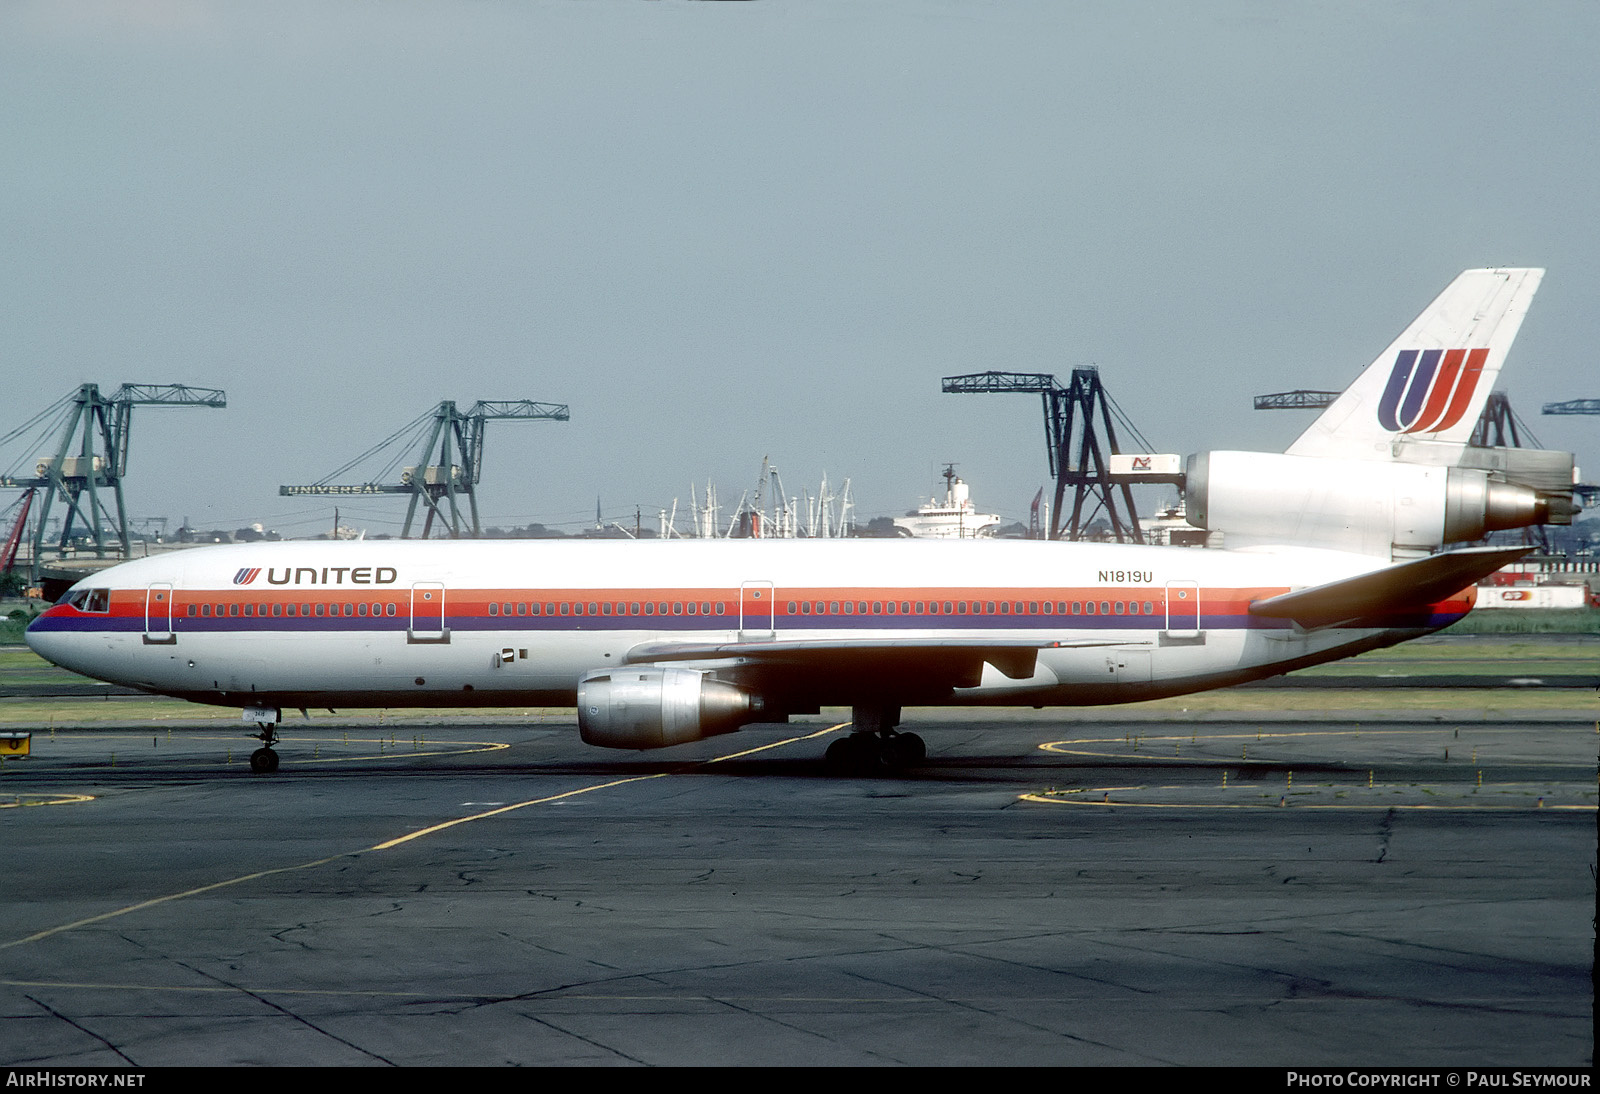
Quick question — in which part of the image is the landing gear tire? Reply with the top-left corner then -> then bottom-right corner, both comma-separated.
248,718 -> 281,775
893,732 -> 926,765
825,730 -> 927,776
825,736 -> 871,774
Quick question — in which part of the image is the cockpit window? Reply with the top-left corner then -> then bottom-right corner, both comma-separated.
67,588 -> 112,613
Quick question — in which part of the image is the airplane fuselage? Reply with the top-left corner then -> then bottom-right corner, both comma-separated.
26,537 -> 1467,716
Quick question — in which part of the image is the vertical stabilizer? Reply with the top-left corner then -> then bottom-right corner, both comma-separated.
1286,268 -> 1543,461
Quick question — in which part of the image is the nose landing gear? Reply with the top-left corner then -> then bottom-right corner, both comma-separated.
244,705 -> 282,774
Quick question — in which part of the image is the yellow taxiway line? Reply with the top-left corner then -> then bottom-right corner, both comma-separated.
1,723 -> 847,952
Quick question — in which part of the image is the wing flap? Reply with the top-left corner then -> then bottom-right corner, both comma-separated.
625,637 -> 1127,685
1248,545 -> 1530,630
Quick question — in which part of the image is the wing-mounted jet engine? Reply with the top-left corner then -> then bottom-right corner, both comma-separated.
577,667 -> 762,749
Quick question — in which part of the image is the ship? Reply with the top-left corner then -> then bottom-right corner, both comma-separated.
893,466 -> 1002,539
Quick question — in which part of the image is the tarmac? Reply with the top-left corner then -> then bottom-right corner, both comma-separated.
0,707 -> 1593,1066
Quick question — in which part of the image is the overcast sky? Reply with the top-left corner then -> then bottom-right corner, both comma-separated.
3,0 -> 1596,538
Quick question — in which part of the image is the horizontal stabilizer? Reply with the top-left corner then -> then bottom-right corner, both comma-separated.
1248,546 -> 1530,630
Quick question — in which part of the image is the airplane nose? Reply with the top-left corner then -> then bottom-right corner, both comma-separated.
24,612 -> 69,669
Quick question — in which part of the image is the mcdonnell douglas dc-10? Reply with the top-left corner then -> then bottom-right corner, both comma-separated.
27,269 -> 1576,773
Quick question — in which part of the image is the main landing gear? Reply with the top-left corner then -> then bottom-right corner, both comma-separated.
244,705 -> 281,774
825,705 -> 926,776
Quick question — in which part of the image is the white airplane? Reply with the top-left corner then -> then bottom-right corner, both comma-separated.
26,269 -> 1573,774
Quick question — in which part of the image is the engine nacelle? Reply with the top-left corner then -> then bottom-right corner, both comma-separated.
577,667 -> 760,749
1185,451 -> 1551,554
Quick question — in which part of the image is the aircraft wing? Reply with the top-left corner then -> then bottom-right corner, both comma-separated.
1247,545 -> 1531,630
624,636 -> 1128,689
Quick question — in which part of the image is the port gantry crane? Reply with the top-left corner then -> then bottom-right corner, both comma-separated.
278,399 -> 570,538
0,383 -> 226,580
1542,399 -> 1600,416
1251,390 -> 1338,410
941,369 -> 1153,543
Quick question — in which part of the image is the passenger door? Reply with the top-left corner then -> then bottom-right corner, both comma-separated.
1164,580 -> 1201,641
144,584 -> 175,645
739,581 -> 775,641
409,583 -> 449,643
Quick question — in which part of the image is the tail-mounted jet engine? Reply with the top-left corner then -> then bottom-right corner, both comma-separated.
578,667 -> 761,749
1184,451 -> 1571,554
